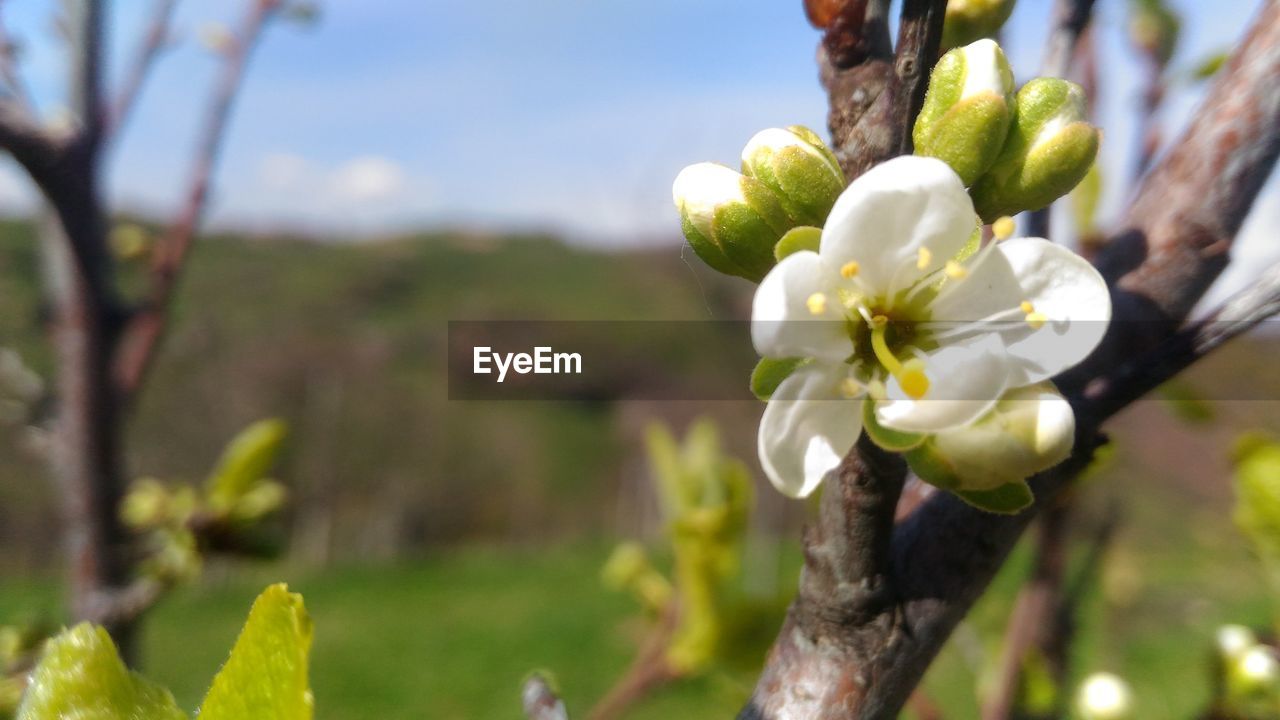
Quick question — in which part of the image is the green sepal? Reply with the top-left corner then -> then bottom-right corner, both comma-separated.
905,440 -> 962,491
681,213 -> 747,278
713,178 -> 790,282
862,399 -> 927,451
773,226 -> 821,261
750,357 -> 806,401
916,93 -> 1012,186
954,481 -> 1034,514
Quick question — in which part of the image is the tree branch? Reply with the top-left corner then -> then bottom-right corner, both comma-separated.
107,0 -> 178,139
740,435 -> 907,719
824,0 -> 946,180
1093,0 -> 1280,336
114,0 -> 281,398
1083,263 -> 1280,421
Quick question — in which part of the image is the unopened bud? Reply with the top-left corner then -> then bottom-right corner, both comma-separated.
673,162 -> 791,282
1227,645 -> 1280,702
942,0 -> 1018,51
1076,673 -> 1135,720
913,39 -> 1015,186
907,383 -> 1075,494
741,126 -> 845,228
971,78 -> 1101,222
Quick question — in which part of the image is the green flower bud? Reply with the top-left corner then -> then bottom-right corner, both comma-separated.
741,126 -> 845,228
913,39 -> 1015,186
906,383 -> 1074,507
673,162 -> 792,282
942,0 -> 1018,51
971,78 -> 1101,222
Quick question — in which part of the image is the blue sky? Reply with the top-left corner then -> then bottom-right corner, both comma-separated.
0,0 -> 1274,304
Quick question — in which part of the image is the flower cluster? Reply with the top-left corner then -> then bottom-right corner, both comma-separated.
751,156 -> 1109,509
672,40 -> 1109,513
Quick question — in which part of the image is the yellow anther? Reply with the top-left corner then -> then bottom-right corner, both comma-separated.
840,260 -> 861,279
1025,311 -> 1048,330
838,377 -> 863,399
867,379 -> 888,402
944,260 -> 968,279
1019,300 -> 1035,314
898,359 -> 930,400
806,292 -> 828,315
916,246 -> 933,270
992,216 -> 1016,240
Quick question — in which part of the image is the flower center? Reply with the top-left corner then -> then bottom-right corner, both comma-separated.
870,315 -> 930,399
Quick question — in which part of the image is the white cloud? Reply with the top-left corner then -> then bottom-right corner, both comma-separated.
328,156 -> 407,203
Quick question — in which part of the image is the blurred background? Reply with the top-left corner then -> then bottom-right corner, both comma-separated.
0,1 -> 1279,718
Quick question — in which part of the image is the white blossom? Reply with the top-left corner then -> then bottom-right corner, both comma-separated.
752,155 -> 1110,497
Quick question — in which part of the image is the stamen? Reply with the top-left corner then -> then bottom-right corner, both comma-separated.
838,377 -> 863,399
1020,300 -> 1047,329
992,216 -> 1016,240
916,246 -> 933,270
898,358 -> 930,400
944,260 -> 968,279
867,378 -> 888,402
806,292 -> 828,315
840,260 -> 860,279
869,316 -> 930,399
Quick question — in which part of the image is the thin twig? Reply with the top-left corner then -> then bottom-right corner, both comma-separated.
588,604 -> 682,720
114,0 -> 282,397
108,0 -> 178,139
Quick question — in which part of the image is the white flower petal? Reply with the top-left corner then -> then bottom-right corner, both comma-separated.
758,363 -> 863,498
820,156 -> 976,296
876,333 -> 1010,433
999,237 -> 1112,385
926,241 -> 1024,324
751,250 -> 849,362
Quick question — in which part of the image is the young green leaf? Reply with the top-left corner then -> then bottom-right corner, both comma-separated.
16,624 -> 186,720
206,419 -> 288,512
198,584 -> 314,720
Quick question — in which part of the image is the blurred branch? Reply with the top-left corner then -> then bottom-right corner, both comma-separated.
523,673 -> 571,720
1084,262 -> 1280,421
588,603 -> 681,720
115,0 -> 282,398
1043,0 -> 1099,79
80,577 -> 166,628
1093,0 -> 1280,334
108,0 -> 178,139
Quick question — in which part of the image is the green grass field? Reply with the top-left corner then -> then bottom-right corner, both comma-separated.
5,505 -> 1271,720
